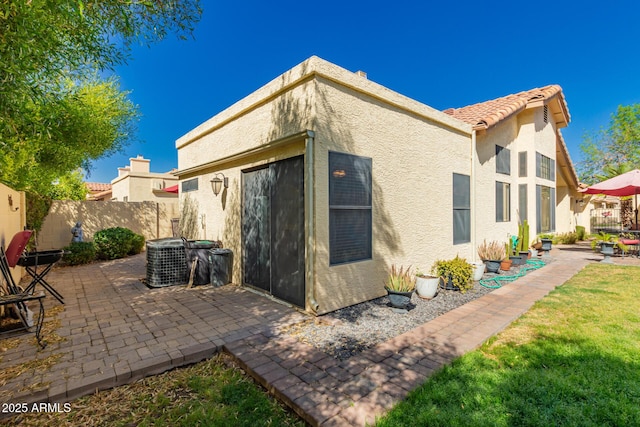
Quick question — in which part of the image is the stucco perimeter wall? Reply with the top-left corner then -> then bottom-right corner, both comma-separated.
38,200 -> 179,250
312,77 -> 473,314
0,183 -> 27,285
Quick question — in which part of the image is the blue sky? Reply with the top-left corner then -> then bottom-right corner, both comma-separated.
89,1 -> 640,183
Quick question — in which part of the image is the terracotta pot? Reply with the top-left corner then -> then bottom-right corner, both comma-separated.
500,259 -> 513,271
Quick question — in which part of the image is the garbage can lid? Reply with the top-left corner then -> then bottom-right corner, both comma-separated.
184,239 -> 218,249
210,248 -> 232,254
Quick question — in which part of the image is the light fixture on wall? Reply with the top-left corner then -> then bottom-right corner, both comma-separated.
7,195 -> 18,211
575,198 -> 585,207
210,173 -> 228,196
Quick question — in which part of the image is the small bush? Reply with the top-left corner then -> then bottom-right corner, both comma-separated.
94,227 -> 145,260
62,241 -> 96,266
129,233 -> 145,255
555,232 -> 578,244
575,225 -> 586,241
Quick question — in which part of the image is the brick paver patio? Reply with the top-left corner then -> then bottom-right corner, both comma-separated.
0,243 -> 637,425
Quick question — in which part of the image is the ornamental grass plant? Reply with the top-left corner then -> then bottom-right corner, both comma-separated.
384,264 -> 416,292
477,239 -> 506,261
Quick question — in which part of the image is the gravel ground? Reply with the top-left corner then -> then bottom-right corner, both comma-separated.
284,259 -> 548,360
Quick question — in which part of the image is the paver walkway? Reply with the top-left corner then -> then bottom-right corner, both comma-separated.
0,244 -> 637,425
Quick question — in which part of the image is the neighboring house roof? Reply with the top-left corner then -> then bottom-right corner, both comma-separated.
443,85 -> 570,131
86,182 -> 112,192
85,182 -> 112,201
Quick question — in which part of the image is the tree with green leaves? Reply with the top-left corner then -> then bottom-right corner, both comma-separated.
0,1 -> 202,193
578,104 -> 640,185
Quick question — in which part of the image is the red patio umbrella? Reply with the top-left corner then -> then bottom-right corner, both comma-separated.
580,169 -> 640,225
164,184 -> 179,194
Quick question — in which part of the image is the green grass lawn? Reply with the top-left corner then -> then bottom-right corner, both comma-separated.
376,263 -> 640,426
7,353 -> 305,427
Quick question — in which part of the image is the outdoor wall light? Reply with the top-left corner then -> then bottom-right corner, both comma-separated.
575,198 -> 585,207
210,173 -> 228,196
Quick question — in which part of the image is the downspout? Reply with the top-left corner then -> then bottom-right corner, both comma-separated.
471,130 -> 477,261
305,131 -> 319,313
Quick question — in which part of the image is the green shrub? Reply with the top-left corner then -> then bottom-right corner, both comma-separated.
575,225 -> 586,241
94,227 -> 145,260
129,233 -> 145,255
62,241 -> 97,266
555,232 -> 578,244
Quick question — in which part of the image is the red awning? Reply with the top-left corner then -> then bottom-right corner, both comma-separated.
164,184 -> 179,194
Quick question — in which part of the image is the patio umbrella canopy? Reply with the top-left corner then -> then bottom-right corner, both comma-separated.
581,169 -> 640,225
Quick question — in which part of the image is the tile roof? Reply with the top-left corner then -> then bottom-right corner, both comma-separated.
85,182 -> 112,192
443,85 -> 569,130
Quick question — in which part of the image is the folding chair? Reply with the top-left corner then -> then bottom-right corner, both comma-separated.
18,250 -> 65,304
0,231 -> 46,348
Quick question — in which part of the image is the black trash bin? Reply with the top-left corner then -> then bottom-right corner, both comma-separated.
183,239 -> 221,285
209,248 -> 233,287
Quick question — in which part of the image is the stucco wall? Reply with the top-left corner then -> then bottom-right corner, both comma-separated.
473,106 -> 568,249
38,200 -> 179,250
0,183 -> 27,285
176,61 -> 473,315
474,114 -> 520,244
111,174 -> 178,202
174,57 -> 580,316
311,77 -> 472,314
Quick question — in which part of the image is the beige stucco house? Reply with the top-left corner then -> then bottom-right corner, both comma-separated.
111,155 -> 178,202
175,56 -> 581,315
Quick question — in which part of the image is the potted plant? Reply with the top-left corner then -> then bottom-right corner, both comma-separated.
477,239 -> 505,273
539,233 -> 554,251
384,264 -> 416,308
430,255 -> 474,293
590,232 -> 628,263
506,238 -> 524,266
415,269 -> 439,299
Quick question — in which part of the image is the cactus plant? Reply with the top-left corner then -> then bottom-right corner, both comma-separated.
517,220 -> 530,253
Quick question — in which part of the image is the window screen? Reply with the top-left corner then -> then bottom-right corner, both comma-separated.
329,151 -> 372,265
496,145 -> 511,175
518,184 -> 527,222
536,185 -> 556,233
536,152 -> 555,181
453,173 -> 470,244
496,181 -> 511,222
518,152 -> 527,177
182,178 -> 198,192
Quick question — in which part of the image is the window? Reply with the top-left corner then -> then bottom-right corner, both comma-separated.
496,145 -> 511,175
518,152 -> 527,177
453,173 -> 470,244
536,152 -> 555,181
329,152 -> 372,265
182,178 -> 198,192
496,181 -> 510,222
518,184 -> 527,222
536,185 -> 556,233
